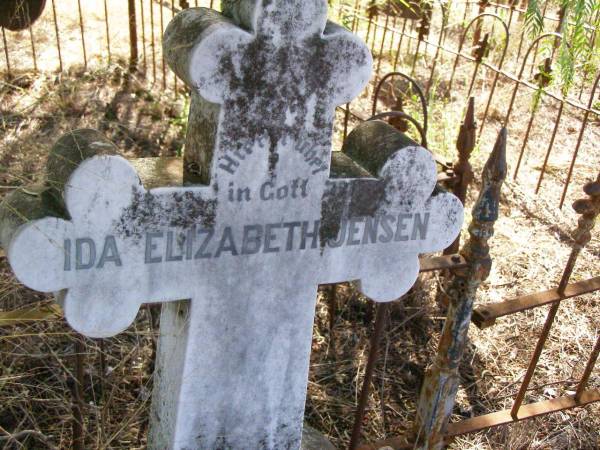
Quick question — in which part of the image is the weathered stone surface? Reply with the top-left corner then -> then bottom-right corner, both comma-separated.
301,424 -> 336,450
130,157 -> 184,188
0,187 -> 65,250
46,129 -> 120,199
3,2 -> 464,449
341,120 -> 419,176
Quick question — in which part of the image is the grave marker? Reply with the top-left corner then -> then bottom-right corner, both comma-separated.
2,1 -> 463,448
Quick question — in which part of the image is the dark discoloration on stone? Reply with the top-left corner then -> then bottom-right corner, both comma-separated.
114,189 -> 217,241
342,120 -> 418,175
320,152 -> 374,247
165,7 -> 368,181
0,186 -> 67,248
129,157 -> 184,189
319,122 -> 421,247
215,30 -> 354,176
319,177 -> 386,248
320,180 -> 350,247
348,179 -> 386,217
191,419 -> 303,450
329,152 -> 373,179
46,129 -> 120,201
184,91 -> 220,185
163,8 -> 234,88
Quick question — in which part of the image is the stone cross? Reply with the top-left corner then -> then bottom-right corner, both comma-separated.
4,1 -> 463,448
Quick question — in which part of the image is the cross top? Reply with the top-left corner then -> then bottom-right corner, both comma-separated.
166,0 -> 371,189
222,0 -> 328,40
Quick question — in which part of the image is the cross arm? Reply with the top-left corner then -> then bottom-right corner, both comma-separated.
164,7 -> 253,104
320,121 -> 464,301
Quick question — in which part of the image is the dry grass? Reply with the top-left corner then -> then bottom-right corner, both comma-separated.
1,1 -> 599,449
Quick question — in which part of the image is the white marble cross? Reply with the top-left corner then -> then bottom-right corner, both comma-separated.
6,1 -> 463,448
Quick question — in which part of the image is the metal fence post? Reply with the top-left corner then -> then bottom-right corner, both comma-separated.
413,127 -> 507,450
128,0 -> 139,71
444,97 -> 476,255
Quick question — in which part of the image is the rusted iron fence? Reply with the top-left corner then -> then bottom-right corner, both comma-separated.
1,1 -> 599,449
334,1 -> 599,211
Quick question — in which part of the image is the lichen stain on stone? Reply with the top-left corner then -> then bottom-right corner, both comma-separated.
319,181 -> 349,249
193,422 -> 300,450
348,179 -> 385,217
214,22 -> 365,177
114,187 -> 217,241
319,178 -> 386,250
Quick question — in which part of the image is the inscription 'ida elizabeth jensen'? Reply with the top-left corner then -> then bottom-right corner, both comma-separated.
63,212 -> 431,270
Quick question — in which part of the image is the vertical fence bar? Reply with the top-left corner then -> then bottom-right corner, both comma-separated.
77,0 -> 88,69
26,4 -> 38,72
576,335 -> 600,401
465,32 -> 489,99
1,27 -> 11,78
513,58 -> 552,180
140,0 -> 148,70
397,18 -> 407,61
365,8 -> 374,43
351,0 -> 361,32
104,0 -> 112,65
150,0 -> 157,82
69,338 -> 86,450
387,16 -> 397,57
439,1 -> 450,45
559,74 -> 600,209
535,100 -> 564,193
472,0 -> 487,46
510,301 -> 561,417
425,21 -> 447,97
445,97 -> 476,255
172,0 -> 178,95
374,2 -> 390,82
414,128 -> 507,450
392,20 -> 407,71
349,303 -> 389,450
128,0 -> 139,72
160,0 -> 166,89
405,19 -> 415,56
51,0 -> 63,72
370,16 -> 379,55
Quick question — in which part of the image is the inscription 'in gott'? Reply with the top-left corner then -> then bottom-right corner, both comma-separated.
63,212 -> 429,271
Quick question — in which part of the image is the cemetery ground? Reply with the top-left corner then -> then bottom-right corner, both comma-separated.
1,8 -> 600,450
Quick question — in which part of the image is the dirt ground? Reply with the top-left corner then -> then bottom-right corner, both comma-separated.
1,1 -> 599,449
